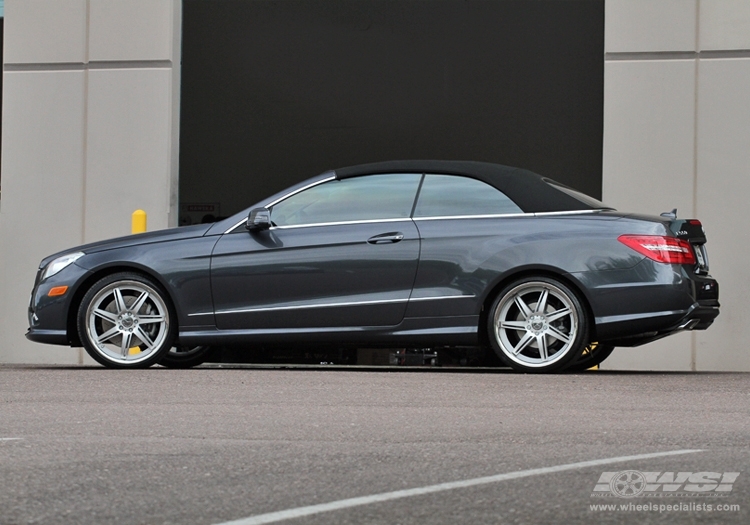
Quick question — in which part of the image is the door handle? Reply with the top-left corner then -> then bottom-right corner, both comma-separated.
367,232 -> 404,244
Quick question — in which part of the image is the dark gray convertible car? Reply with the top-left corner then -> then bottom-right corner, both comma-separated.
27,161 -> 719,372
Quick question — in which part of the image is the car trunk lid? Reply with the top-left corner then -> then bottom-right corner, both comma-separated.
668,217 -> 710,274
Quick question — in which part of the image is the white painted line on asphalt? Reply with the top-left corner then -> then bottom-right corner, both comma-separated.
0,438 -> 23,441
215,449 -> 703,525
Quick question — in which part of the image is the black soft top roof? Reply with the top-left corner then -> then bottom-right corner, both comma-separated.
334,160 -> 596,213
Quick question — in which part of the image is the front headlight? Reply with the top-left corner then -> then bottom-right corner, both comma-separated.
42,252 -> 84,280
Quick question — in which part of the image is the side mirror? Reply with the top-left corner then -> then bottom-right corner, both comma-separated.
246,208 -> 272,231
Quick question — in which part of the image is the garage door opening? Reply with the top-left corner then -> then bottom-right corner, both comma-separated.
179,0 -> 604,225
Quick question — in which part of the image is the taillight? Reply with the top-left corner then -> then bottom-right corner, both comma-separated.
618,235 -> 696,265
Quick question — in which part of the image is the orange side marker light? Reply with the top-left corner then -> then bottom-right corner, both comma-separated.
48,286 -> 69,297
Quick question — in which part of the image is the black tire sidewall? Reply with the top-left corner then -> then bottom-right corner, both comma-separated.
566,343 -> 615,371
77,272 -> 177,369
159,346 -> 217,369
487,276 -> 588,373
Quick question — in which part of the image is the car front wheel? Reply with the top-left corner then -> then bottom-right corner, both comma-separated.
77,272 -> 176,368
488,277 -> 588,373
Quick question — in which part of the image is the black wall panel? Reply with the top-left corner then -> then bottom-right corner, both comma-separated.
180,0 -> 604,220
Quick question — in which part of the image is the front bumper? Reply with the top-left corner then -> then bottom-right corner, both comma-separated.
27,262 -> 90,347
25,328 -> 69,345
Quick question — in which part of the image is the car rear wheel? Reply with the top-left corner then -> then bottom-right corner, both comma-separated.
77,272 -> 175,368
159,345 -> 217,369
566,342 -> 615,371
488,277 -> 588,373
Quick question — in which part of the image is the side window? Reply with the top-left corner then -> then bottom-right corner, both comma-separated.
271,174 -> 421,227
413,174 -> 523,217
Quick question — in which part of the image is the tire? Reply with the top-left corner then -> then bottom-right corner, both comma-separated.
77,272 -> 176,368
487,276 -> 588,373
159,345 -> 217,369
565,342 -> 615,371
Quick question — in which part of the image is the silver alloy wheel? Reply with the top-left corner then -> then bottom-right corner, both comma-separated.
493,281 -> 579,368
85,280 -> 170,365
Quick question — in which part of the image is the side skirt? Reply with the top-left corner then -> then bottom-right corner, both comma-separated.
178,316 -> 480,347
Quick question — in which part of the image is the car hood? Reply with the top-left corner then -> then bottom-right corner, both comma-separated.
39,224 -> 213,268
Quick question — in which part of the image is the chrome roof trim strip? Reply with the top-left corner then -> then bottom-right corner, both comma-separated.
224,218 -> 248,235
413,213 -> 530,221
413,210 -> 609,221
533,209 -> 613,216
225,206 -> 611,234
272,217 -> 412,230
265,175 -> 336,208
223,175 -> 336,234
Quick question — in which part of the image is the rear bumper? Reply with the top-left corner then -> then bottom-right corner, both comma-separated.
577,258 -> 720,346
680,302 -> 721,330
600,301 -> 719,347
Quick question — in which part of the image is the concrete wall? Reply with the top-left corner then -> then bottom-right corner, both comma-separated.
0,0 -> 181,364
602,0 -> 750,371
2,1 -> 748,371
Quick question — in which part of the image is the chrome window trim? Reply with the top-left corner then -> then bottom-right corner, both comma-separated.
189,294 -> 475,317
414,209 -> 610,221
266,175 -> 336,208
225,205 -> 611,234
223,175 -> 336,234
224,218 -> 248,235
533,209 -> 613,216
414,213 -> 530,221
271,217 -> 412,231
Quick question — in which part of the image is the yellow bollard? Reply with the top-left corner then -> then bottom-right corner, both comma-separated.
131,209 -> 147,234
129,209 -> 146,354
587,342 -> 600,370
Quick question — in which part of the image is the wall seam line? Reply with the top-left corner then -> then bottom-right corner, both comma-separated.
169,0 -> 182,228
690,0 -> 701,373
4,60 -> 173,72
79,0 -> 91,366
605,50 -> 750,61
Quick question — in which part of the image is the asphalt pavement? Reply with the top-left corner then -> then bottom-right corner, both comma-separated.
1,365 -> 748,525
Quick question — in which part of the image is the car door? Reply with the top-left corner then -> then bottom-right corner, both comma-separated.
210,173 -> 422,330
